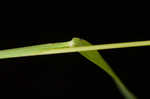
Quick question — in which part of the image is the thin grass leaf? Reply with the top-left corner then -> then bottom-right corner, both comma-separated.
71,38 -> 137,99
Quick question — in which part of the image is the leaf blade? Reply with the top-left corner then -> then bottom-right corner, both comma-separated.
72,38 -> 137,99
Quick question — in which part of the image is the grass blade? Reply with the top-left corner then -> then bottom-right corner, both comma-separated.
71,38 -> 137,99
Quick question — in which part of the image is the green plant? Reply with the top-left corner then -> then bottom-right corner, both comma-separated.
0,37 -> 150,99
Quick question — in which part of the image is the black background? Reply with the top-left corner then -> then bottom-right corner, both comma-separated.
0,32 -> 149,98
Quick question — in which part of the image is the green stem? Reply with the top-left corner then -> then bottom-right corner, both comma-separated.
0,40 -> 150,59
29,40 -> 150,55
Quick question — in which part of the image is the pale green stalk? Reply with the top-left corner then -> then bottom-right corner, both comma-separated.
0,41 -> 71,59
0,39 -> 150,59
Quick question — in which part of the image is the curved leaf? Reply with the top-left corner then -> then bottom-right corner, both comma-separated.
71,37 -> 137,99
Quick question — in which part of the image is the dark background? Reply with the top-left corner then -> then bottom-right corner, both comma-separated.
0,32 -> 149,98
